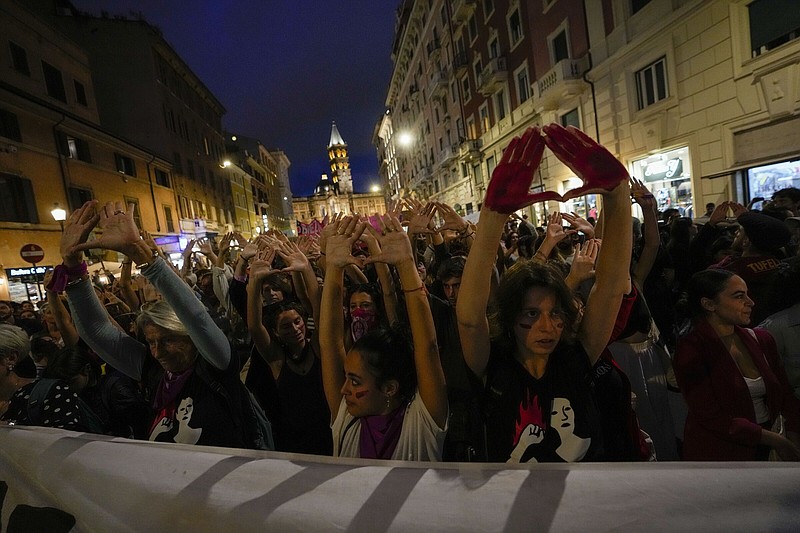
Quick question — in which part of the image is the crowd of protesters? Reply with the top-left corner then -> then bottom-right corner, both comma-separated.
1,123 -> 798,463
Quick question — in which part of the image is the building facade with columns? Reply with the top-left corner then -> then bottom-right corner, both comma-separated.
293,124 -> 386,224
376,0 -> 800,223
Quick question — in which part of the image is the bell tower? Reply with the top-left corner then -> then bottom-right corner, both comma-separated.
327,122 -> 353,194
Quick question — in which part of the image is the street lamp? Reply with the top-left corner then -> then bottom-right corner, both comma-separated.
51,203 -> 67,230
397,132 -> 413,147
370,184 -> 381,193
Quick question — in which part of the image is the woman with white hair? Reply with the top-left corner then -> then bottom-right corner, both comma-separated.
56,200 -> 249,448
0,324 -> 86,430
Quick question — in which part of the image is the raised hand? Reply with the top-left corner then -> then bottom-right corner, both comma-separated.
71,201 -> 142,258
405,200 -> 436,234
543,124 -> 628,201
434,201 -> 468,233
568,239 -> 600,284
545,212 -> 576,243
708,201 -> 732,226
561,212 -> 595,239
138,229 -> 154,250
319,212 -> 344,255
197,238 -> 215,257
730,202 -> 748,219
275,240 -> 310,273
60,200 -> 100,267
239,238 -> 259,261
364,215 -> 415,267
630,177 -> 656,211
249,249 -> 279,282
484,127 -> 550,213
324,216 -> 367,268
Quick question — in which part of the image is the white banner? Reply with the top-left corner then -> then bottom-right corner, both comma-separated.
1,426 -> 799,532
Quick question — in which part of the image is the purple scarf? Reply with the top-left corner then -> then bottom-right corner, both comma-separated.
153,365 -> 195,412
359,404 -> 407,459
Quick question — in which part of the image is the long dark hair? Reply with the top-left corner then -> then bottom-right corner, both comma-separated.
685,268 -> 736,318
351,324 -> 416,401
490,261 -> 579,352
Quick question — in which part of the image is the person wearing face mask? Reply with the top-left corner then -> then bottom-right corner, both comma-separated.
320,214 -> 448,461
245,242 -> 332,455
346,284 -> 385,345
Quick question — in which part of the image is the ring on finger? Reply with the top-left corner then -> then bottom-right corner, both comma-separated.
114,210 -> 125,215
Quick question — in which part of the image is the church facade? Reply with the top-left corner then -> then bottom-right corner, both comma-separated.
292,123 -> 386,225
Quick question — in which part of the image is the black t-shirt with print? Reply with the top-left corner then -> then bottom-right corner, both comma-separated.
483,342 -> 604,463
147,352 -> 248,449
2,380 -> 87,431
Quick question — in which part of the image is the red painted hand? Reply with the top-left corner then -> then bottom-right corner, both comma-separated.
543,124 -> 629,201
484,127 -> 551,213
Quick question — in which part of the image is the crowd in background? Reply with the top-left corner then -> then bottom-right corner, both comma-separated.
1,124 -> 798,463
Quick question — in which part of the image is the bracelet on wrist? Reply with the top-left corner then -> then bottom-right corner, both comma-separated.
402,284 -> 426,294
135,249 -> 160,271
48,261 -> 88,293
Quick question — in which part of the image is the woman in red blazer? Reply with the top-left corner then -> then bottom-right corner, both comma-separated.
675,268 -> 800,461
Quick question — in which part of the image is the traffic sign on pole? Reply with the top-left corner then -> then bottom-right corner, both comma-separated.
20,244 -> 45,264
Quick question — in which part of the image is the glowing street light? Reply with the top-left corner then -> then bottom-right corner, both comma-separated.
221,160 -> 232,168
51,203 -> 67,230
370,184 -> 381,193
398,132 -> 413,147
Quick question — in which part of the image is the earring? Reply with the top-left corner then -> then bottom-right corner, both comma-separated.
385,395 -> 391,408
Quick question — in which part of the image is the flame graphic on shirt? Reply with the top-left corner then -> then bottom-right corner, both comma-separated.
513,389 -> 545,446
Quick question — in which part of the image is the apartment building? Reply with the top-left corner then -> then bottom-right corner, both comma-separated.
226,135 -> 294,236
0,0 -> 176,301
378,0 -> 800,223
25,0 -> 234,238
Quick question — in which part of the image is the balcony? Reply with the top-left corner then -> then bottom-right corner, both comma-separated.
478,57 -> 508,96
429,70 -> 449,100
452,0 -> 477,27
453,50 -> 470,76
439,144 -> 458,166
407,165 -> 432,191
533,57 -> 589,110
459,139 -> 482,162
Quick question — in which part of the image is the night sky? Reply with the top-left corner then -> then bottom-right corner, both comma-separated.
71,0 -> 398,196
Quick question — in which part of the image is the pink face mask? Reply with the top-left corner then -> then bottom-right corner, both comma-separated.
350,307 -> 378,342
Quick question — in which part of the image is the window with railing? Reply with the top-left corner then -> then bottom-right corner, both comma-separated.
748,0 -> 800,57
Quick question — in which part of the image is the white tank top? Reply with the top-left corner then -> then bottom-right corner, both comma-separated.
744,376 -> 770,424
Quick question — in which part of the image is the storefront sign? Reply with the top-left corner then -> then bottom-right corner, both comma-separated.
643,158 -> 684,181
6,266 -> 50,278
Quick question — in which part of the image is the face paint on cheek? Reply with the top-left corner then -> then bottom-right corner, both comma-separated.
518,322 -> 532,330
354,390 -> 370,399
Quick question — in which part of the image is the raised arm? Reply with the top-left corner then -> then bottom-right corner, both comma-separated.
366,215 -> 447,428
56,201 -> 146,379
42,270 -> 79,348
543,124 -> 631,364
457,127 -> 546,379
72,201 -> 231,370
630,178 -> 660,284
320,216 -> 365,420
246,248 -> 284,366
360,218 -> 399,326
